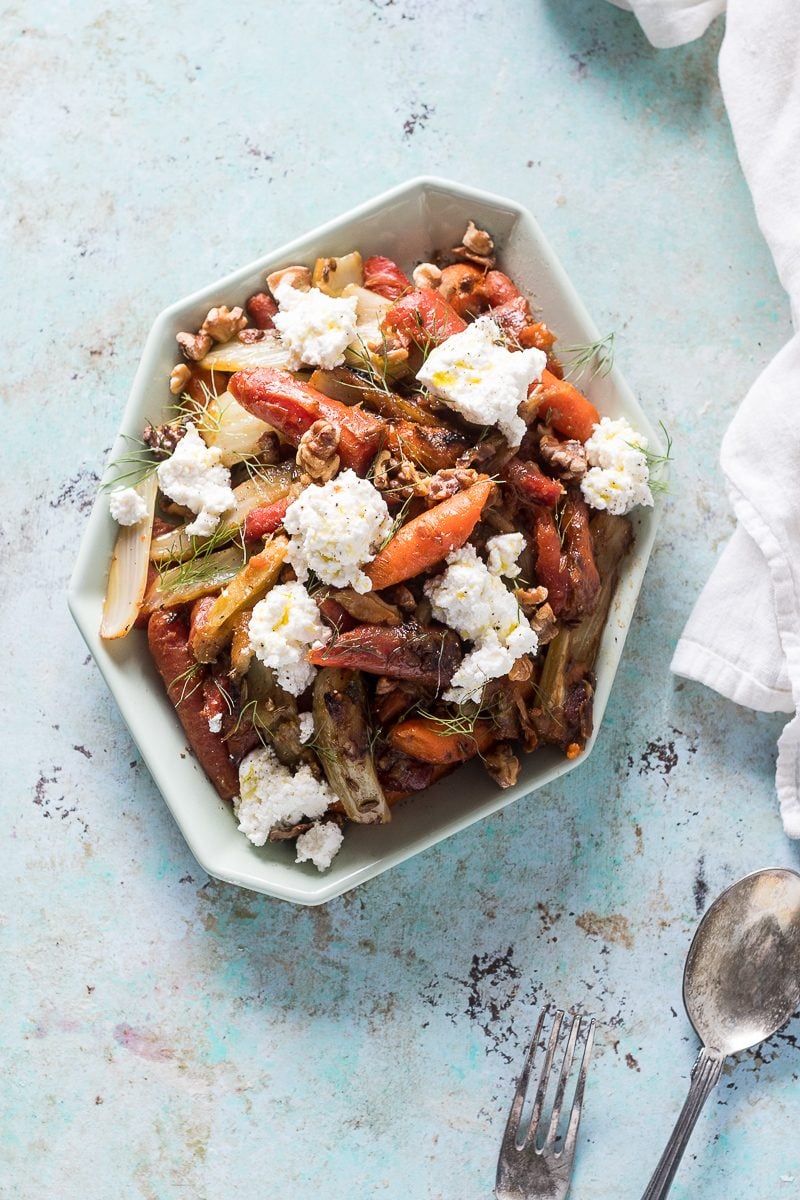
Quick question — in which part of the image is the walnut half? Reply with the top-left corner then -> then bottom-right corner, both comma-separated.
296,420 -> 341,485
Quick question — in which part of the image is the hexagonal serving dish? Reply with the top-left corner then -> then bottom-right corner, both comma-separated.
68,176 -> 661,905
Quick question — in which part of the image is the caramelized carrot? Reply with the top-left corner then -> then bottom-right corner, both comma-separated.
366,479 -> 494,590
243,495 -> 292,541
387,419 -> 471,473
504,457 -> 564,508
535,369 -> 599,444
363,256 -> 411,300
381,288 -> 467,349
531,506 -> 569,615
389,717 -> 496,765
229,367 -> 386,475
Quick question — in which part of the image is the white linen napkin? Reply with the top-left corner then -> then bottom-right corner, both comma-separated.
607,0 -> 800,836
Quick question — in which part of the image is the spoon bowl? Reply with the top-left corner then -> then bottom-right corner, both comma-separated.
642,868 -> 800,1200
683,867 -> 800,1056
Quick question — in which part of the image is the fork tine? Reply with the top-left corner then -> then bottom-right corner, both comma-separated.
523,1009 -> 564,1147
543,1013 -> 582,1149
499,1007 -> 548,1152
562,1016 -> 596,1160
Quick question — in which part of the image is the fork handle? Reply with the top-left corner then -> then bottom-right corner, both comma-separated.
640,1046 -> 724,1200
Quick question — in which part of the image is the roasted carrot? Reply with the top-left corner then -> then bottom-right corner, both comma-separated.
363,256 -> 411,300
387,419 -> 471,473
366,478 -> 494,590
229,367 -> 386,475
504,457 -> 564,508
535,369 -> 599,444
531,506 -> 569,615
388,717 -> 496,764
308,622 -> 461,688
243,495 -> 292,541
381,287 -> 467,349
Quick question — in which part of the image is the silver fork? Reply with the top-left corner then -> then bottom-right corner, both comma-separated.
495,1009 -> 596,1200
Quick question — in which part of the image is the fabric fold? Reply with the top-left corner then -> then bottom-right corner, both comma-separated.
610,0 -> 800,834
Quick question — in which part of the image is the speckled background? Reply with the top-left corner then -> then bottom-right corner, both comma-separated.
4,1 -> 800,1197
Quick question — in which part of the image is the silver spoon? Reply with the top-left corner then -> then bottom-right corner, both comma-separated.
641,867 -> 800,1200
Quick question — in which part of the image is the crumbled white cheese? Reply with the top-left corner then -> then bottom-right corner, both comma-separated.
207,713 -> 223,734
298,712 -> 315,743
272,281 -> 359,370
486,532 -> 525,579
248,581 -> 331,696
416,315 -> 546,448
109,486 -> 148,526
284,470 -> 392,593
425,543 -> 538,704
156,422 -> 236,538
295,821 -> 344,872
234,746 -> 334,847
580,416 -> 654,516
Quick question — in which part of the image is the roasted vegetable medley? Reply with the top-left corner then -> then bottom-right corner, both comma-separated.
101,221 -> 656,872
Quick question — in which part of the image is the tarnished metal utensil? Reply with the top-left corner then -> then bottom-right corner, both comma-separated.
642,867 -> 800,1200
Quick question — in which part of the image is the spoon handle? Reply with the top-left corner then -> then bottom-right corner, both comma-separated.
641,1047 -> 724,1200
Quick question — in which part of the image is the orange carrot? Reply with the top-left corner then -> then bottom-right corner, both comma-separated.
389,717 -> 496,765
366,479 -> 494,590
536,369 -> 600,443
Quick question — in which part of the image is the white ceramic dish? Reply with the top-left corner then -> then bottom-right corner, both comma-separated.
68,176 -> 661,906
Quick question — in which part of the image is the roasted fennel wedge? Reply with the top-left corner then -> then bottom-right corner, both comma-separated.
100,474 -> 158,639
312,668 -> 390,824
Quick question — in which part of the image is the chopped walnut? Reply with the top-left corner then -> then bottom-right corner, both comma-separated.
508,655 -> 533,683
176,330 -> 212,362
514,588 -> 558,646
201,305 -> 247,343
539,432 -> 588,482
266,264 -> 312,297
169,363 -> 192,395
452,220 -> 496,268
530,602 -> 558,646
422,466 -> 481,505
372,450 -> 424,502
514,586 -> 548,614
142,420 -> 187,459
482,742 -> 521,789
463,221 -> 494,258
412,262 -> 443,289
237,327 -> 266,343
296,420 -> 341,484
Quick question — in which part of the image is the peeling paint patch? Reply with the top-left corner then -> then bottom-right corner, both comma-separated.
575,912 -> 634,949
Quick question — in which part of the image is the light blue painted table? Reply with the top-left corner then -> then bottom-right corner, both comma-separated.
5,1 -> 800,1196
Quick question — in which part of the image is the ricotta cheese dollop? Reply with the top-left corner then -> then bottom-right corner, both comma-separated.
273,282 -> 359,371
234,746 -> 334,847
416,315 -> 546,448
580,416 -> 654,516
109,486 -> 148,526
425,543 -> 538,704
485,532 -> 525,579
284,469 -> 392,593
156,422 -> 236,538
295,821 -> 344,872
248,580 -> 331,696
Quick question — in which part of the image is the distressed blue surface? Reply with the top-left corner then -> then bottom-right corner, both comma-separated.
4,0 -> 800,1196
